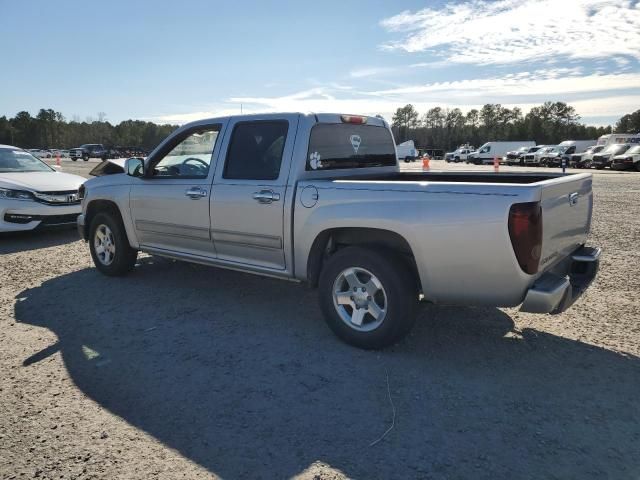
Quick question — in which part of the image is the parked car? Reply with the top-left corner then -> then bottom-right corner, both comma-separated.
0,144 -> 84,232
445,147 -> 473,163
467,141 -> 536,165
51,149 -> 70,158
543,140 -> 598,168
592,144 -> 631,169
77,112 -> 600,349
539,146 -> 565,167
27,149 -> 53,159
70,144 -> 108,161
611,145 -> 640,171
396,140 -> 419,162
421,148 -> 444,160
504,146 -> 542,166
523,146 -> 554,166
571,145 -> 605,169
444,144 -> 473,162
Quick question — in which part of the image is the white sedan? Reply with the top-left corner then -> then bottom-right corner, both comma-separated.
0,145 -> 85,232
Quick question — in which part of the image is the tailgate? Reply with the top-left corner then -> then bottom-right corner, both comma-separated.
538,174 -> 593,271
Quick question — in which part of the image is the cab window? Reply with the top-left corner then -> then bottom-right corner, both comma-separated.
223,121 -> 288,180
151,126 -> 220,178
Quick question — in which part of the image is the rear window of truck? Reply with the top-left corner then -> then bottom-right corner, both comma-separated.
306,124 -> 396,171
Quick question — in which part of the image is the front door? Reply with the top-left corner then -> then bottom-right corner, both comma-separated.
130,123 -> 224,257
210,116 -> 297,270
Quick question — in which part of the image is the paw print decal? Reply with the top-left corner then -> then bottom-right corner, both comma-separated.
309,151 -> 323,170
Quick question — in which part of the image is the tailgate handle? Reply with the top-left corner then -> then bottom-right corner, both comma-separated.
569,192 -> 579,206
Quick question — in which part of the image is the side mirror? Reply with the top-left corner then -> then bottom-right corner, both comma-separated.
125,157 -> 144,177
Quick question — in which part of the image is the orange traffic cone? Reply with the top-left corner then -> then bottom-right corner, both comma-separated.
422,156 -> 430,171
493,156 -> 499,172
56,153 -> 61,166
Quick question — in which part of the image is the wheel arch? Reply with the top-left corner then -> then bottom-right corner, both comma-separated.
305,227 -> 421,291
84,199 -> 126,241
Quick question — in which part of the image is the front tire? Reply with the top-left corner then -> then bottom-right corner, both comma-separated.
89,212 -> 138,276
318,246 -> 419,349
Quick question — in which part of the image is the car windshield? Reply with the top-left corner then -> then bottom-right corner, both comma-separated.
603,144 -> 628,154
0,148 -> 54,173
626,145 -> 640,154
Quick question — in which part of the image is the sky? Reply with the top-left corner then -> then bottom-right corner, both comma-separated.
1,0 -> 639,126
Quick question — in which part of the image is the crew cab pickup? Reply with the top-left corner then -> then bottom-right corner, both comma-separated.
70,144 -> 108,162
77,113 -> 600,349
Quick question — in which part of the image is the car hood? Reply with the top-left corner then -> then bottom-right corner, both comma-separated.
0,171 -> 85,192
89,158 -> 126,176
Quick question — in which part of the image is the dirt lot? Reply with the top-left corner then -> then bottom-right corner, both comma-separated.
1,161 -> 639,479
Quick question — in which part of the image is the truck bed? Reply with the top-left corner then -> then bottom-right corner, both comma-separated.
296,170 -> 593,307
336,171 -> 568,184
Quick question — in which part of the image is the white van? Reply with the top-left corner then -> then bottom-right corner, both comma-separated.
597,133 -> 640,148
396,140 -> 418,162
468,141 -> 535,165
557,140 -> 597,155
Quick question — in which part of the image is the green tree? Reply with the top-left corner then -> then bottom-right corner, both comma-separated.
615,109 -> 640,133
392,104 -> 419,142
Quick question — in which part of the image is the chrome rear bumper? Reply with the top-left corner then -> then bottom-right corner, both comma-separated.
520,246 -> 600,314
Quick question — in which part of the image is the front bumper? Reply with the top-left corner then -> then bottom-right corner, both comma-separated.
611,162 -> 636,170
0,201 -> 81,232
520,245 -> 600,314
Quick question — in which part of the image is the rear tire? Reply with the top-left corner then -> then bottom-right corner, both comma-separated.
318,246 -> 419,349
89,212 -> 138,276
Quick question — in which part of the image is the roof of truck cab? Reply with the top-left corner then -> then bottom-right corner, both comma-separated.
180,112 -> 387,128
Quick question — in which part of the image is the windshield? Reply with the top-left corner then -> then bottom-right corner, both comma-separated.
0,148 -> 54,173
625,145 -> 640,154
603,144 -> 629,155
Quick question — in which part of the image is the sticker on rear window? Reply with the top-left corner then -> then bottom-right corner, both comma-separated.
350,135 -> 361,154
309,151 -> 322,170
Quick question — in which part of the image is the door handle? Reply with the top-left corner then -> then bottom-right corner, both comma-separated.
252,189 -> 280,204
185,187 -> 207,199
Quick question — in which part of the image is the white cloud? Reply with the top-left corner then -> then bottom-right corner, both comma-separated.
381,0 -> 640,65
349,67 -> 397,78
366,70 -> 640,99
149,70 -> 639,126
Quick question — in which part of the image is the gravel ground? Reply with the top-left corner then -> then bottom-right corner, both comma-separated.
1,161 -> 639,479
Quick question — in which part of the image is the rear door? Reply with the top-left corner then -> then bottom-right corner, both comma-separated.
210,115 -> 298,270
538,174 -> 593,270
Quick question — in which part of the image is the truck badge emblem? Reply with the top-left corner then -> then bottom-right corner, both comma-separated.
350,135 -> 361,154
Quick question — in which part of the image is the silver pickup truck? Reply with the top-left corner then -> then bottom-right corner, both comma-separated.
77,113 -> 600,349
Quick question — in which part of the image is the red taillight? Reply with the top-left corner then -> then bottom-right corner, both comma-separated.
340,114 -> 368,124
508,202 -> 543,275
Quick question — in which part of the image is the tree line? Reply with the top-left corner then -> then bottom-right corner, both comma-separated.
0,109 -> 178,151
392,102 -> 640,151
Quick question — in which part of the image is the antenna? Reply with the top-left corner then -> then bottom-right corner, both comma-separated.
240,103 -> 243,114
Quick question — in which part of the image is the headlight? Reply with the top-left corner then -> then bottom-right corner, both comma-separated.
78,184 -> 86,200
0,188 -> 33,200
